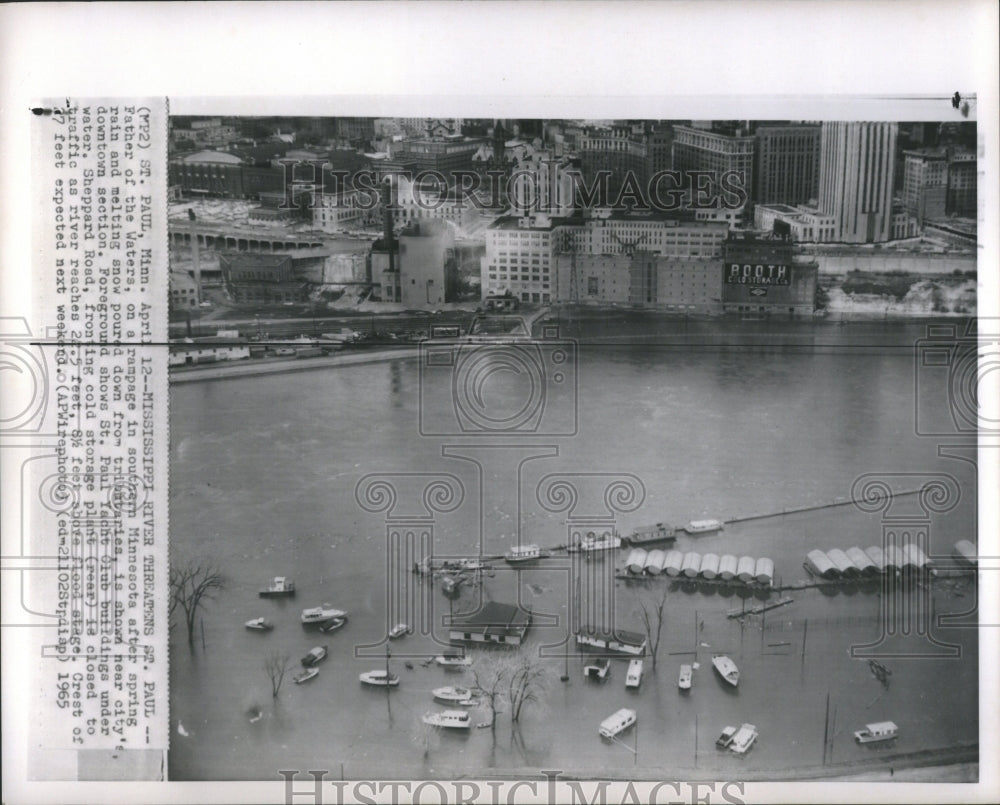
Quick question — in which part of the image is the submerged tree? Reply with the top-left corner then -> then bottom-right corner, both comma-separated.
505,654 -> 550,723
470,654 -> 508,733
635,585 -> 669,669
263,652 -> 292,698
169,561 -> 225,647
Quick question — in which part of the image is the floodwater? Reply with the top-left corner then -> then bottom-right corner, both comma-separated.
168,316 -> 979,781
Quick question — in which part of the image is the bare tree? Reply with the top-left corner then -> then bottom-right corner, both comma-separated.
469,654 -> 508,733
169,561 -> 225,647
635,586 -> 669,669
263,652 -> 292,698
411,717 -> 440,762
505,654 -> 550,723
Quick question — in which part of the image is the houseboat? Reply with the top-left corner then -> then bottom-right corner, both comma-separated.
678,664 -> 692,690
301,605 -> 347,624
432,686 -> 477,705
625,523 -> 677,547
504,544 -> 549,564
567,531 -> 621,553
598,708 -> 637,739
625,659 -> 643,689
584,657 -> 611,681
244,617 -> 274,632
853,721 -> 898,743
422,710 -> 473,730
712,655 -> 740,686
259,576 -> 296,597
684,519 -> 724,535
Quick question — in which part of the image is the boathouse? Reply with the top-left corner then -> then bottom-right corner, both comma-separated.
645,549 -> 667,574
663,550 -> 684,576
626,549 -> 648,574
719,554 -> 739,580
448,601 -> 531,646
576,626 -> 648,656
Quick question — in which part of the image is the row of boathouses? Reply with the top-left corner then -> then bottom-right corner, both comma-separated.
624,549 -> 774,585
804,539 -> 978,579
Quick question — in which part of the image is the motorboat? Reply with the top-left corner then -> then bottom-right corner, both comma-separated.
293,667 -> 319,684
584,657 -> 611,681
319,615 -> 347,633
684,519 -> 724,534
730,723 -> 758,754
854,721 -> 898,743
432,686 -> 477,705
435,652 -> 472,668
244,617 -> 274,632
678,664 -> 692,690
301,605 -> 347,624
422,710 -> 473,729
712,655 -> 739,686
301,646 -> 328,667
504,544 -> 549,564
567,531 -> 621,553
625,659 -> 643,689
388,623 -> 410,639
259,576 -> 296,597
598,708 -> 636,739
716,726 -> 737,748
359,670 -> 399,687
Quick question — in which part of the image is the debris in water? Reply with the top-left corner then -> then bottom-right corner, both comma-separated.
177,722 -> 190,737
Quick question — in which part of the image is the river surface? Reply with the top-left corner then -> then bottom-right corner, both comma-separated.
168,316 -> 979,781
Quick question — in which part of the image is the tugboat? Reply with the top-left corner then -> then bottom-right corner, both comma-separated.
712,655 -> 739,687
259,576 -> 296,598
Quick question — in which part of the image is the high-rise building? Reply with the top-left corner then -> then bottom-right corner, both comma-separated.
817,122 -> 898,243
754,125 -> 821,205
672,125 -> 755,203
902,149 -> 948,225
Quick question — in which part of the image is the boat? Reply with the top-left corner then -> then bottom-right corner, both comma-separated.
259,576 -> 296,598
389,623 -> 410,639
678,664 -> 692,690
730,723 -> 758,754
584,657 -> 611,681
433,686 -> 477,705
598,708 -> 637,739
359,669 -> 399,687
625,659 -> 643,689
567,531 -> 621,553
853,720 -> 898,743
301,646 -> 328,667
301,605 -> 347,624
684,519 -> 724,534
319,615 -> 347,633
244,617 -> 274,632
504,544 -> 549,564
712,655 -> 739,686
435,651 -> 472,668
293,667 -> 319,684
716,726 -> 737,748
626,523 -> 677,547
421,710 -> 473,730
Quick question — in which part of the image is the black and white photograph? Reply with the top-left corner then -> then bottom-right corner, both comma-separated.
2,3 -> 998,804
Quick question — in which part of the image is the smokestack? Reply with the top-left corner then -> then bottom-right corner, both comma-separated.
381,181 -> 395,273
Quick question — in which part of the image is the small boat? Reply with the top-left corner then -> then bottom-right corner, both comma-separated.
684,519 -> 724,534
854,720 -> 898,743
626,523 -> 677,547
301,605 -> 347,624
678,664 -> 692,690
584,657 -> 611,681
293,668 -> 319,684
301,646 -> 328,667
730,723 -> 758,754
435,651 -> 472,668
567,531 -> 621,553
433,686 -> 477,705
244,617 -> 274,632
389,623 -> 410,639
359,670 -> 399,687
505,544 -> 550,564
319,615 -> 347,633
625,659 -> 643,689
259,576 -> 296,597
712,655 -> 739,687
598,708 -> 636,739
716,726 -> 737,748
422,710 -> 473,730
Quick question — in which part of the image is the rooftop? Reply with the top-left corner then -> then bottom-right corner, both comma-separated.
449,601 -> 531,630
